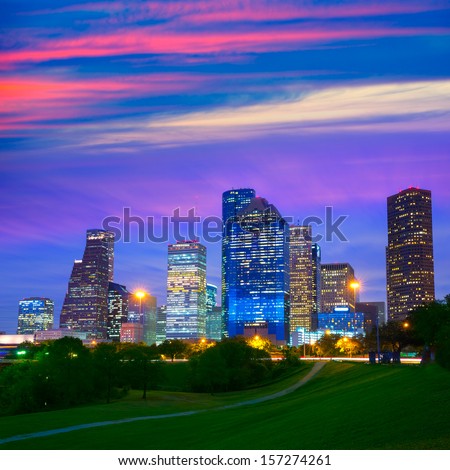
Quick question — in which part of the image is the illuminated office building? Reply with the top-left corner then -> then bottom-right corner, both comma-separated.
107,282 -> 129,342
206,284 -> 222,340
222,188 -> 256,333
223,196 -> 290,343
386,188 -> 435,320
60,229 -> 115,339
312,244 -> 322,318
166,241 -> 207,340
156,305 -> 167,345
17,297 -> 54,334
222,188 -> 256,226
320,263 -> 356,313
289,226 -> 313,333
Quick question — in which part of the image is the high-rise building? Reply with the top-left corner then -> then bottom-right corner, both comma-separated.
205,284 -> 222,340
156,305 -> 167,345
222,188 -> 256,333
127,292 -> 157,345
320,263 -> 356,313
166,241 -> 207,341
60,229 -> 115,339
222,188 -> 256,227
107,282 -> 129,342
312,243 -> 322,325
17,298 -> 54,334
356,301 -> 386,331
289,226 -> 313,333
386,188 -> 435,320
223,196 -> 290,343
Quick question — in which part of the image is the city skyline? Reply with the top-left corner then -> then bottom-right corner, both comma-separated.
1,1 -> 450,333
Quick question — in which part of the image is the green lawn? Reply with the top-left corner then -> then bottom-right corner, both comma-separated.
1,362 -> 450,449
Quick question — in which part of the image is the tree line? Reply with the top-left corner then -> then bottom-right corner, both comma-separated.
0,337 -> 299,416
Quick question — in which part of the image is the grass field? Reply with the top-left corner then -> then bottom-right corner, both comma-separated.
1,362 -> 450,449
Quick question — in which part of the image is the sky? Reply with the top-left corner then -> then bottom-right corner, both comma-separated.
1,0 -> 450,333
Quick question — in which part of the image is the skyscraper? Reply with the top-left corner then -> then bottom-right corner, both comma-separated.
166,241 -> 207,340
312,244 -> 322,319
289,226 -> 313,333
223,196 -> 290,343
222,188 -> 256,333
107,282 -> 129,342
60,229 -> 115,339
386,188 -> 435,320
222,188 -> 256,226
206,283 -> 222,340
17,297 -> 54,334
156,305 -> 167,345
320,263 -> 356,313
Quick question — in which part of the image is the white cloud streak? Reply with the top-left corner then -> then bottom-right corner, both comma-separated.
85,79 -> 450,147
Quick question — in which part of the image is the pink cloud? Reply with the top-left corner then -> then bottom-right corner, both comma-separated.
0,73 -> 210,130
2,24 -> 448,68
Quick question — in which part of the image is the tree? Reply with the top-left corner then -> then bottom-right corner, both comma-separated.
92,342 -> 122,403
336,336 -> 363,358
314,333 -> 341,357
409,298 -> 450,366
120,344 -> 161,399
379,320 -> 414,353
158,339 -> 188,362
189,338 -> 271,392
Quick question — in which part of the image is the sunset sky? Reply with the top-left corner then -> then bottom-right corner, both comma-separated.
1,0 -> 450,333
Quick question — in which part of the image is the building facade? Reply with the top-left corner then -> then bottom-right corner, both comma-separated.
223,196 -> 290,343
311,243 -> 322,328
166,241 -> 207,340
60,229 -> 115,339
320,263 -> 356,313
107,282 -> 129,342
156,305 -> 167,345
205,284 -> 222,340
120,323 -> 144,343
17,297 -> 54,334
386,188 -> 435,320
289,226 -> 313,333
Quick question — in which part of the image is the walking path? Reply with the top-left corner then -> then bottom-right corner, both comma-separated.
0,362 -> 325,445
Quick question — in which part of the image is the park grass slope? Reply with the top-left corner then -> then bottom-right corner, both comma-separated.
1,362 -> 450,449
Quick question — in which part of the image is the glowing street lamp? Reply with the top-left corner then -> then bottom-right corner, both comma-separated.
135,290 -> 146,321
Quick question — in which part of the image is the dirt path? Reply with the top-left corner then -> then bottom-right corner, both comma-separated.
0,362 -> 326,445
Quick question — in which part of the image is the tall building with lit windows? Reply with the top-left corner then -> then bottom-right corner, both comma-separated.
289,226 -> 313,333
60,229 -> 115,339
107,282 -> 129,342
17,297 -> 54,334
223,196 -> 290,343
320,263 -> 356,313
166,241 -> 207,340
222,188 -> 256,334
386,188 -> 435,320
312,244 -> 322,316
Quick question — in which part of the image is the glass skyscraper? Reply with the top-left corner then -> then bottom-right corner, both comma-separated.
166,241 -> 207,340
289,225 -> 313,333
107,282 -> 129,342
60,229 -> 115,339
386,188 -> 435,320
17,297 -> 54,334
223,195 -> 290,342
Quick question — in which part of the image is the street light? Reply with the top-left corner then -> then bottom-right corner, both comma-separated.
135,290 -> 146,322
